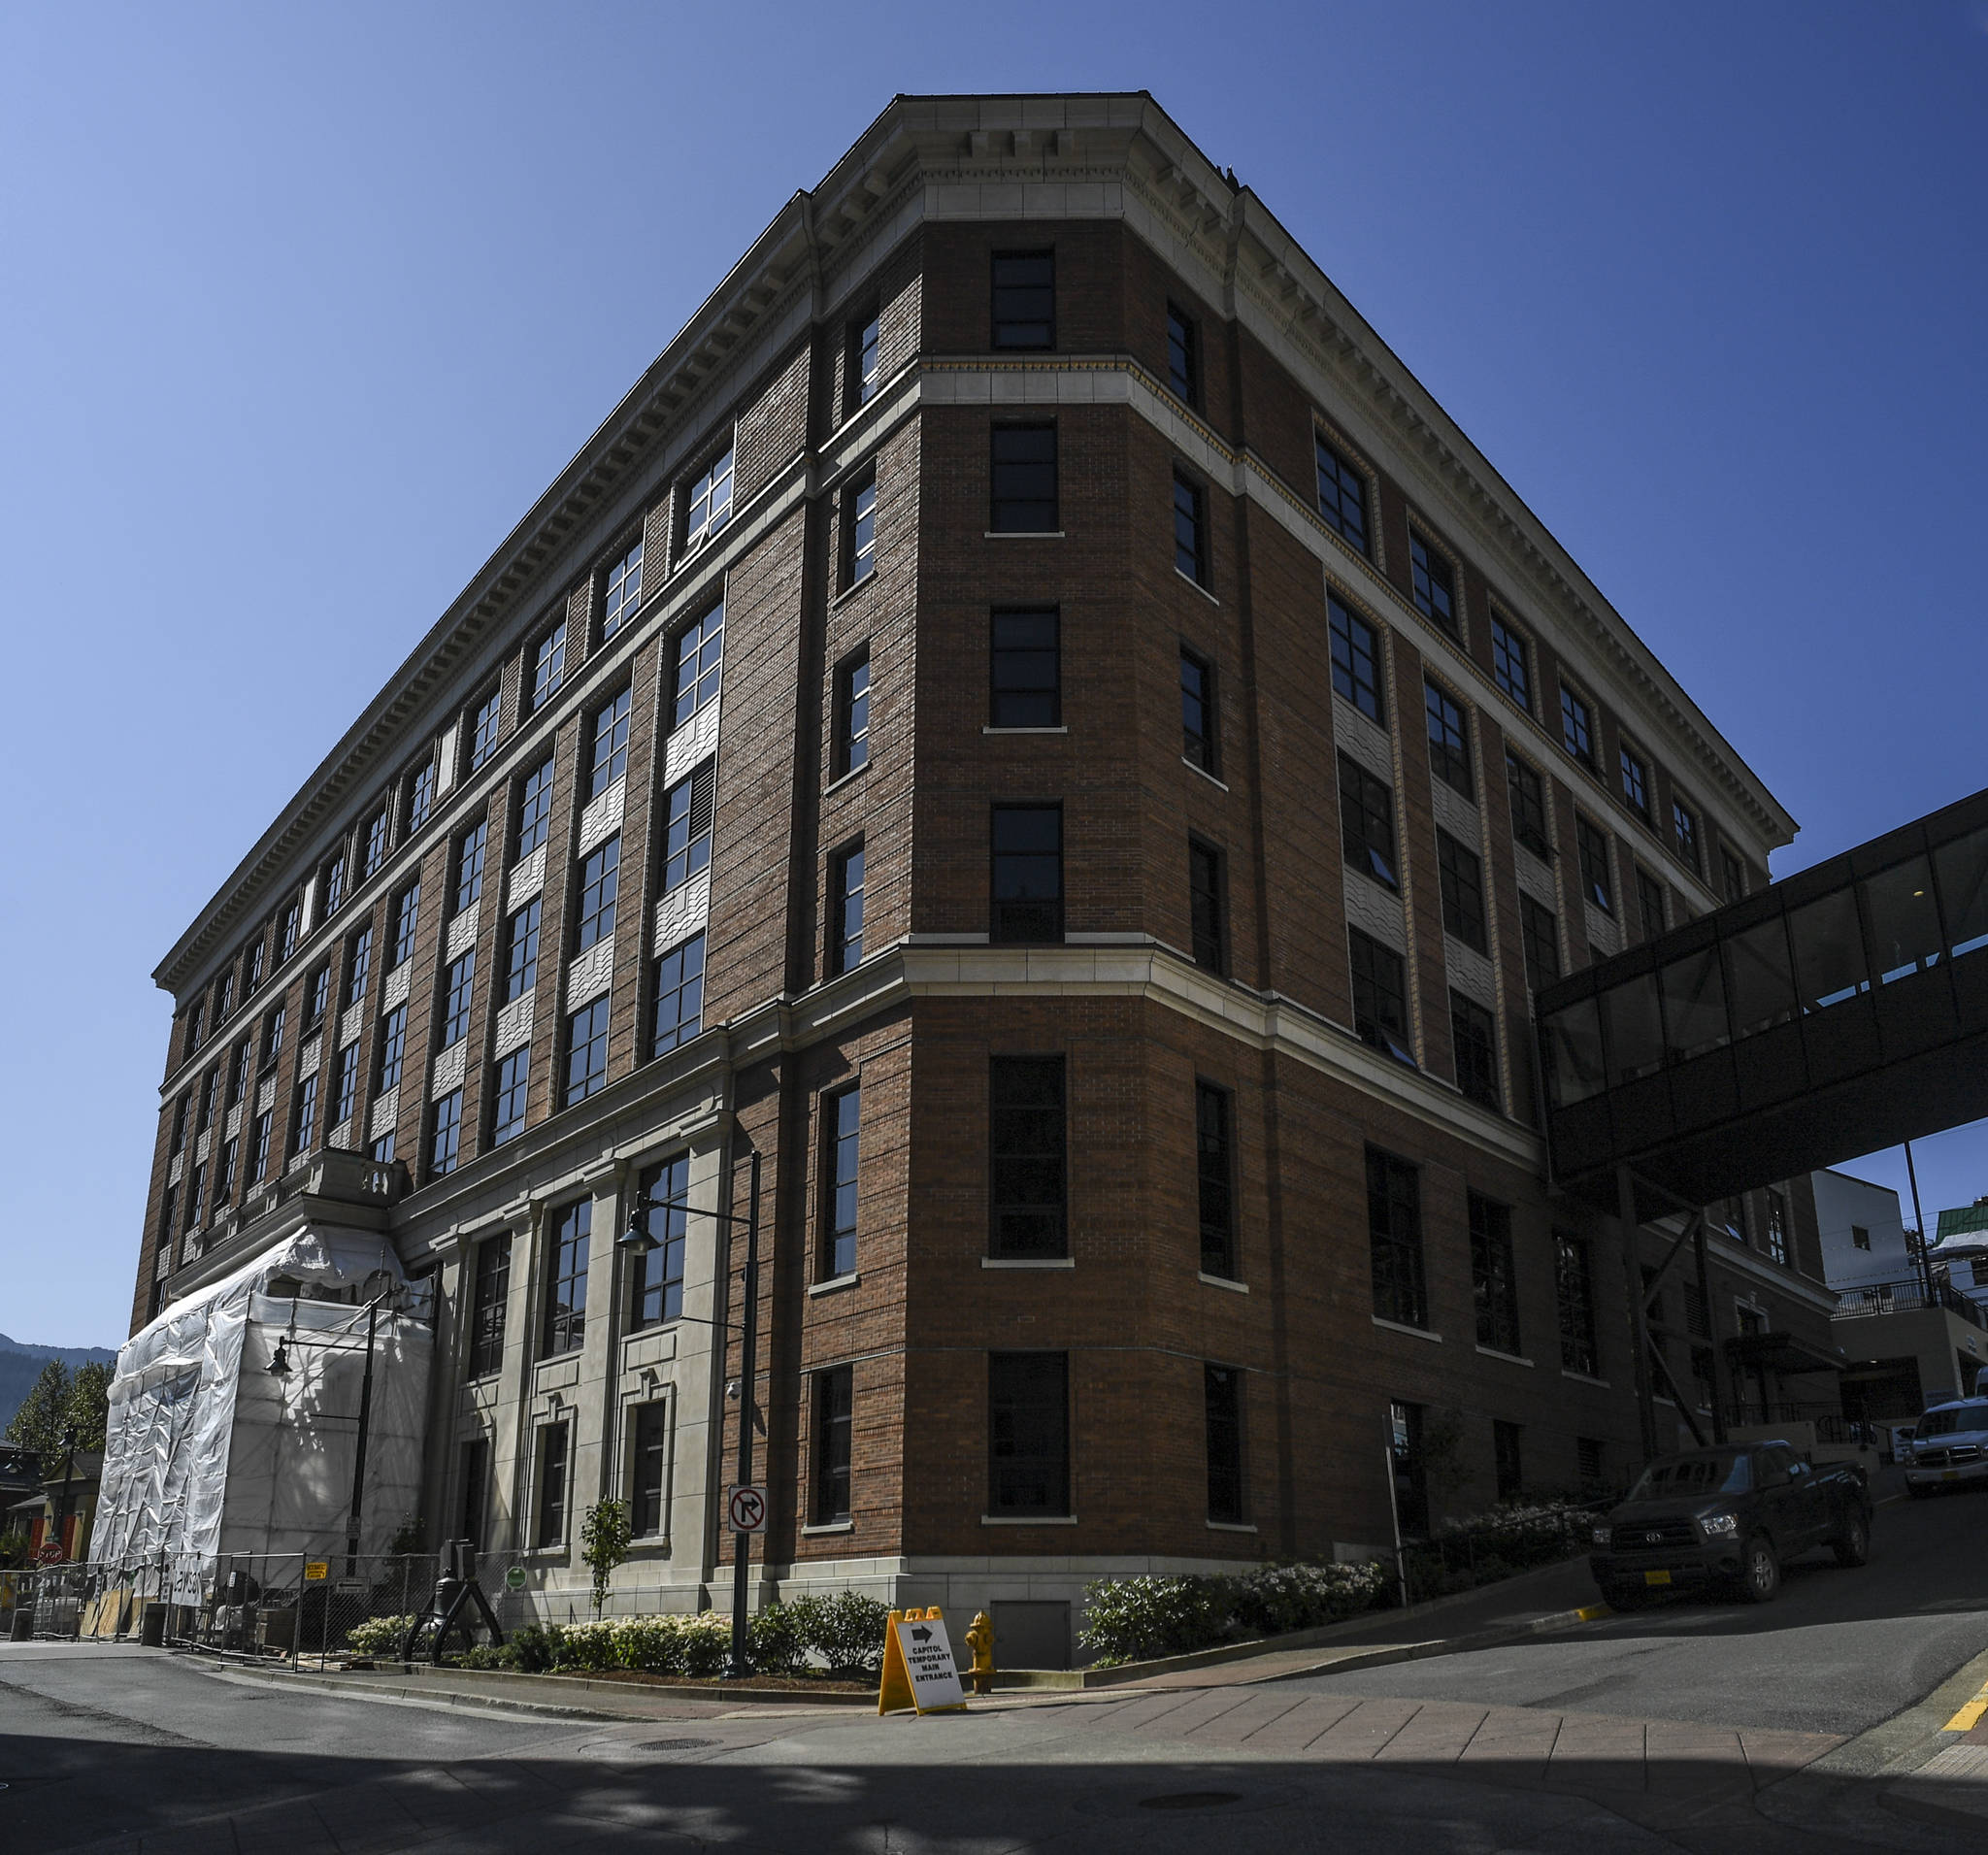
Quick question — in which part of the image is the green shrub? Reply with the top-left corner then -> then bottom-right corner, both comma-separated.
1229,1562 -> 1388,1637
558,1618 -> 620,1672
509,1623 -> 563,1673
451,1642 -> 514,1670
345,1613 -> 418,1657
679,1611 -> 732,1677
613,1615 -> 685,1674
804,1590 -> 888,1677
747,1601 -> 807,1673
1077,1576 -> 1234,1667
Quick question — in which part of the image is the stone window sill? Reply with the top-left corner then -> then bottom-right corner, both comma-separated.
1371,1316 -> 1441,1343
1184,758 -> 1228,790
801,1520 -> 854,1536
1198,1272 -> 1248,1294
982,1256 -> 1075,1270
809,1273 -> 860,1298
981,1513 -> 1077,1526
1474,1345 -> 1534,1368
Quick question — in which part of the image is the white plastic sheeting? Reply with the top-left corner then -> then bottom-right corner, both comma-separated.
93,1230 -> 431,1577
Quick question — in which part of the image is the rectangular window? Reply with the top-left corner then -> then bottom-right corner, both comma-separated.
1493,1420 -> 1524,1502
1408,530 -> 1456,634
158,1184 -> 179,1245
1556,1231 -> 1599,1375
1172,470 -> 1209,585
1338,753 -> 1398,889
534,1422 -> 570,1548
405,757 -> 438,835
1348,928 -> 1412,1061
198,1068 -> 220,1134
574,836 -> 620,953
1673,800 -> 1701,876
304,961 -> 330,1032
376,1002 -> 407,1093
990,608 -> 1059,727
249,1110 -> 273,1184
589,688 -> 632,799
215,968 -> 234,1024
169,1095 -> 189,1157
660,761 -> 716,892
650,932 -> 706,1058
247,932 -> 267,992
1166,300 -> 1199,405
823,1085 -> 861,1278
184,1162 -> 206,1233
990,423 -> 1057,532
1205,1364 -> 1244,1524
292,1070 -> 319,1157
830,842 -> 865,976
1368,1146 -> 1428,1330
1620,745 -> 1651,823
459,1437 -> 489,1551
682,445 -> 734,552
440,949 -> 476,1047
989,1054 -> 1066,1258
852,310 -> 881,407
330,1041 -> 360,1129
1451,992 -> 1501,1110
490,1047 -> 530,1145
1196,1080 -> 1236,1278
629,1153 -> 688,1330
991,804 -> 1063,943
227,1039 -> 251,1108
1470,1194 -> 1521,1355
343,926 -> 373,1010
1328,594 -> 1384,724
531,617 -> 567,711
1636,868 -> 1668,944
543,1199 -> 590,1355
1490,615 -> 1532,711
564,997 -> 612,1106
371,1132 -> 396,1166
600,535 -> 643,640
991,249 -> 1054,349
1506,751 -> 1551,862
453,818 -> 488,917
834,649 -> 871,778
1188,840 -> 1226,976
502,899 -> 541,1005
467,688 -> 502,773
262,1001 -> 286,1071
1424,681 -> 1473,799
514,756 -> 555,861
217,1135 -> 239,1206
1576,816 -> 1613,913
360,807 -> 389,880
1851,1222 -> 1872,1251
843,468 -> 878,587
1720,845 -> 1746,903
428,1087 -> 463,1178
280,898 -> 303,962
1766,1187 -> 1789,1265
671,602 -> 725,730
1315,435 -> 1369,554
812,1367 -> 853,1525
1437,831 -> 1488,952
321,847 -> 348,917
390,882 -> 420,969
631,1403 -> 668,1538
1559,685 -> 1595,771
988,1351 -> 1069,1515
1520,896 -> 1561,996
1180,648 -> 1216,773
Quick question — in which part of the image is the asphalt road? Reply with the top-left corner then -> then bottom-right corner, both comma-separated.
1285,1483 -> 1988,1738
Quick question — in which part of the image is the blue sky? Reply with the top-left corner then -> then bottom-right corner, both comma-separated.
4,3 -> 1985,1345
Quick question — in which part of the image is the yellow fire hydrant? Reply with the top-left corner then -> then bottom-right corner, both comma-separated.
966,1610 -> 996,1697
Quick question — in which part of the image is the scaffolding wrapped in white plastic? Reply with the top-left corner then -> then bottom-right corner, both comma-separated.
94,1229 -> 432,1588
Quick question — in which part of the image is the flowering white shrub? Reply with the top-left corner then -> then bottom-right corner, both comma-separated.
345,1613 -> 417,1656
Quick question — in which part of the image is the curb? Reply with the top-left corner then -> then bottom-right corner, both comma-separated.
1246,1601 -> 1614,1685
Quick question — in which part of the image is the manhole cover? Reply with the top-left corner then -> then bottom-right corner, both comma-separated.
640,1738 -> 716,1752
1138,1791 -> 1243,1811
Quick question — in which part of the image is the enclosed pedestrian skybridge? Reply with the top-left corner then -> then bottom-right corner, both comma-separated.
1538,786 -> 1988,1209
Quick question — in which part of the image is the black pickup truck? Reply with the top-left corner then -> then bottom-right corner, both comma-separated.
1588,1441 -> 1871,1607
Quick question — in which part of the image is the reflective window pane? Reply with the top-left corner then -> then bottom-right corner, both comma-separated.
1600,973 -> 1664,1084
1726,916 -> 1796,1037
1863,855 -> 1942,984
1789,887 -> 1869,1011
1936,825 -> 1988,960
1543,999 -> 1606,1107
1660,947 -> 1729,1063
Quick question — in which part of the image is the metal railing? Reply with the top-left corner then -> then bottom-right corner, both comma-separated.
1834,1277 -> 1987,1330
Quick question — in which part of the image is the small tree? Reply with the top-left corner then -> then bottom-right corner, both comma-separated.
4,1361 -> 111,1460
579,1499 -> 632,1616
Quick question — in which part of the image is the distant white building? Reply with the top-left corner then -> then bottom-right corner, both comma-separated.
1810,1169 -> 1913,1294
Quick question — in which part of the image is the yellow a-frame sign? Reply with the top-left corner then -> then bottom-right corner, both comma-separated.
878,1607 -> 967,1716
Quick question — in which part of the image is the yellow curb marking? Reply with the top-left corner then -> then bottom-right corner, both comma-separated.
1942,1683 -> 1988,1734
1575,1605 -> 1614,1622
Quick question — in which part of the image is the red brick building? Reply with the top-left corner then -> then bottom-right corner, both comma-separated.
130,94 -> 1833,1657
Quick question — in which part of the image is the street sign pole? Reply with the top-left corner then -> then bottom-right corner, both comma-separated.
729,1150 -> 762,1680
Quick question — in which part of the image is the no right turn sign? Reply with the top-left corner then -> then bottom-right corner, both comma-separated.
727,1484 -> 768,1534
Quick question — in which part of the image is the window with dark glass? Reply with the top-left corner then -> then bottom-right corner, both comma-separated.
440,950 -> 475,1048
1315,435 -> 1369,554
823,1085 -> 860,1278
228,1038 -> 251,1108
376,1002 -> 407,1094
304,961 -> 330,1032
169,1094 -> 189,1157
292,1071 -> 319,1157
262,1001 -> 286,1071
1575,816 -> 1613,913
834,649 -> 871,778
564,997 -> 611,1106
1205,1364 -> 1243,1523
682,444 -> 734,552
542,1198 -> 590,1355
514,756 -> 555,861
343,926 -> 372,1010
406,756 -> 438,834
1520,896 -> 1561,997
534,1422 -> 569,1548
1338,754 -> 1398,889
990,609 -> 1059,727
1349,928 -> 1411,1062
1437,831 -> 1487,952
215,968 -> 234,1025
1506,750 -> 1551,861
844,468 -> 878,587
1556,1231 -> 1599,1375
991,804 -> 1063,943
184,1162 -> 206,1233
198,1067 -> 220,1134
1766,1187 -> 1789,1265
503,899 -> 541,1005
531,616 -> 567,711
330,1040 -> 360,1129
600,534 -> 643,640
812,1367 -> 853,1524
1470,1193 -> 1521,1355
1172,470 -> 1209,584
158,1183 -> 179,1244
1328,593 -> 1383,723
1673,800 -> 1701,875
988,1351 -> 1068,1515
830,843 -> 865,975
651,933 -> 705,1058
1408,530 -> 1456,633
370,1132 -> 395,1165
990,423 -> 1057,532
1494,1420 -> 1524,1502
851,309 -> 881,408
660,761 -> 716,892
453,818 -> 487,916
989,1054 -> 1066,1258
1636,868 -> 1667,944
574,836 -> 619,954
490,1047 -> 529,1145
1180,647 -> 1215,772
1559,685 -> 1594,771
589,688 -> 632,799
280,898 -> 303,962
467,687 -> 502,773
1720,846 -> 1746,903
250,1109 -> 273,1183
321,845 -> 348,917
1620,745 -> 1651,823
991,250 -> 1054,348
247,931 -> 266,992
390,881 -> 420,969
1451,992 -> 1500,1110
1368,1146 -> 1428,1329
459,1437 -> 489,1550
629,1153 -> 688,1330
1196,1080 -> 1236,1278
631,1403 -> 668,1537
1188,840 -> 1226,976
427,1087 -> 462,1177
672,602 -> 725,729
217,1135 -> 239,1206
1424,681 -> 1472,798
1490,615 -> 1531,711
1166,301 -> 1199,406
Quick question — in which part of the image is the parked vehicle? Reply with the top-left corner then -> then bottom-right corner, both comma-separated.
1588,1441 -> 1871,1607
1903,1397 -> 1988,1496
